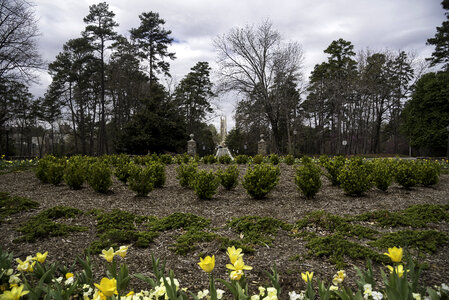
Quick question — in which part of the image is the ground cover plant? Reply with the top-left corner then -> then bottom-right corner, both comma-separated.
0,155 -> 448,298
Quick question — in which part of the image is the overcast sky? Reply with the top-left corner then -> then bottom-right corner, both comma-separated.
31,0 -> 445,129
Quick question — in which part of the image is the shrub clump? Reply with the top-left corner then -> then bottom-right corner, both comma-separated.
338,157 -> 372,196
370,158 -> 394,191
284,154 -> 295,165
192,170 -> 220,200
147,161 -> 166,188
251,154 -> 265,164
159,154 -> 173,165
64,155 -> 86,189
176,162 -> 198,188
269,154 -> 280,165
87,160 -> 113,193
319,155 -> 346,186
128,165 -> 155,196
242,163 -> 280,199
114,160 -> 135,184
417,160 -> 441,187
35,155 -> 56,183
394,160 -> 420,189
217,165 -> 239,190
202,154 -> 217,164
46,160 -> 66,185
294,159 -> 322,199
234,155 -> 249,164
218,154 -> 232,164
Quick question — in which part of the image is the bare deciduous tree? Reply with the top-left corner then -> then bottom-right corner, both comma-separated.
0,0 -> 44,83
214,20 -> 304,152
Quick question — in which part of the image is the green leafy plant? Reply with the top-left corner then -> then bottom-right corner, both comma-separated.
147,161 -> 166,188
217,165 -> 239,190
34,155 -> 56,183
64,156 -> 86,189
218,154 -> 232,164
114,161 -> 135,184
128,165 -> 155,196
242,163 -> 280,199
46,160 -> 66,185
234,155 -> 249,164
395,160 -> 419,189
269,154 -> 280,165
295,160 -> 322,199
284,154 -> 295,165
338,157 -> 372,196
251,154 -> 264,164
371,158 -> 394,191
87,160 -> 113,193
159,154 -> 174,165
417,160 -> 441,187
203,155 -> 217,164
320,155 -> 346,186
192,170 -> 220,200
176,162 -> 198,188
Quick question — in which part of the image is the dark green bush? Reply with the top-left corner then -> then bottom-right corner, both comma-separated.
46,160 -> 66,185
128,165 -> 155,196
338,157 -> 372,196
394,160 -> 419,189
235,155 -> 249,164
252,154 -> 264,164
202,155 -> 217,164
114,161 -> 135,184
284,154 -> 295,165
320,155 -> 346,186
35,155 -> 59,183
218,154 -> 232,164
87,160 -> 113,193
269,154 -> 280,165
159,154 -> 173,165
417,160 -> 441,187
217,165 -> 239,190
192,170 -> 220,200
371,158 -> 394,191
175,153 -> 191,164
295,161 -> 322,199
242,163 -> 280,199
63,156 -> 86,189
176,162 -> 198,188
147,161 -> 166,188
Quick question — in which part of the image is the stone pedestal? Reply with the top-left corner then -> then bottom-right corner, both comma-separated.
258,134 -> 267,155
187,134 -> 196,156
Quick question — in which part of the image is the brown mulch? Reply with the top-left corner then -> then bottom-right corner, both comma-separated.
0,164 -> 448,296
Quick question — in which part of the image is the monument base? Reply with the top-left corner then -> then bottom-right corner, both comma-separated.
215,146 -> 233,160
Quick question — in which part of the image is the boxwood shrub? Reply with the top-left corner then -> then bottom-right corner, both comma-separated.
242,163 -> 280,199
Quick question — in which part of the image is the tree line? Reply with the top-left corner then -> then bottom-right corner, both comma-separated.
1,0 -> 448,157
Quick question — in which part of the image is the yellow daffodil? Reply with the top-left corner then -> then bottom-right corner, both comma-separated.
226,257 -> 252,272
99,247 -> 115,263
65,273 -> 74,279
198,255 -> 215,273
226,246 -> 243,264
301,271 -> 314,283
94,277 -> 117,297
15,257 -> 35,273
34,251 -> 48,263
230,270 -> 243,281
92,290 -> 106,300
0,284 -> 29,300
114,245 -> 129,258
126,291 -> 134,296
332,270 -> 346,285
387,264 -> 407,278
384,247 -> 403,263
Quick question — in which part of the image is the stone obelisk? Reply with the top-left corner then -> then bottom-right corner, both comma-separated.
216,115 -> 233,159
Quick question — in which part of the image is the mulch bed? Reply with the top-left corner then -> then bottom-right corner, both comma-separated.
0,164 -> 448,296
